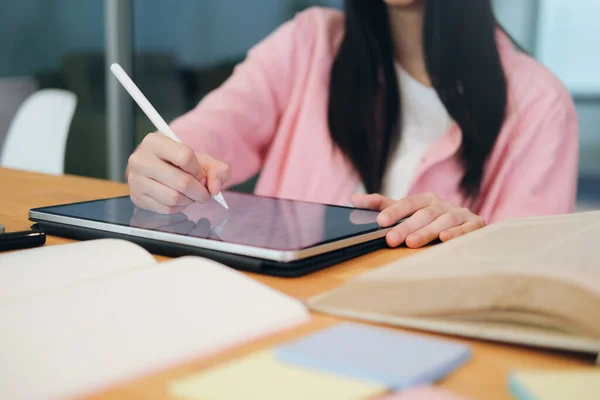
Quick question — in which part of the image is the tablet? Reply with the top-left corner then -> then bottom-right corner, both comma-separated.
29,193 -> 395,277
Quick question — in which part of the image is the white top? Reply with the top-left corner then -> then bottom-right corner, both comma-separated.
354,64 -> 452,200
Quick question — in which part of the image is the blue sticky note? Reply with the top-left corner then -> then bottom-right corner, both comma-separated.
275,323 -> 471,390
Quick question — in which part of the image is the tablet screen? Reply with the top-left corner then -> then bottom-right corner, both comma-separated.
33,193 -> 384,251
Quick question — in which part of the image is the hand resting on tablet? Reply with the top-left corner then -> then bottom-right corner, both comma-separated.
351,192 -> 486,249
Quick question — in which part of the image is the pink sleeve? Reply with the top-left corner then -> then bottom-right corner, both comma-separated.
478,93 -> 579,224
167,17 -> 302,187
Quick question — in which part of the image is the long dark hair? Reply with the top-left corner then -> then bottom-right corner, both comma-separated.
328,0 -> 508,201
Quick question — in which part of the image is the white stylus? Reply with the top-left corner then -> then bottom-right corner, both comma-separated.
110,63 -> 229,210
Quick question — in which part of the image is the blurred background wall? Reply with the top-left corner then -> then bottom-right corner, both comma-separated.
1,0 -> 598,207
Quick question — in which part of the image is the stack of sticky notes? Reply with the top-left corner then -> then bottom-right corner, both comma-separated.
508,369 -> 600,400
170,350 -> 384,400
275,323 -> 472,389
169,322 -> 472,399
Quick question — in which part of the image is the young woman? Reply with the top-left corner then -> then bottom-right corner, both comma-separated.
126,0 -> 579,248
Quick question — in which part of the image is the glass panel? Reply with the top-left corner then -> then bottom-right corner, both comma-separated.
0,0 -> 108,179
536,0 -> 600,96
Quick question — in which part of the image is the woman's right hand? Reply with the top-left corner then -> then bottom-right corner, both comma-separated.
126,132 -> 231,214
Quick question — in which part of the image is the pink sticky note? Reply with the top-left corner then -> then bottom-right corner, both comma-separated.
375,386 -> 469,400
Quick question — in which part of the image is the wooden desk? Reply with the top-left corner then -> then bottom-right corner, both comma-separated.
1,167 -> 593,400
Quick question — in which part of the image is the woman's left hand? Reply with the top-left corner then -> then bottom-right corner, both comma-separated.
351,192 -> 486,248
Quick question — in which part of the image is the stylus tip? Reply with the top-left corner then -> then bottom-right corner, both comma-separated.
213,192 -> 229,209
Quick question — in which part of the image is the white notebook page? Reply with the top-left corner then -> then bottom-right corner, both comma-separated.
0,256 -> 310,399
0,239 -> 155,301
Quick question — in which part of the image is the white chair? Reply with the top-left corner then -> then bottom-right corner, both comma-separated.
0,89 -> 77,175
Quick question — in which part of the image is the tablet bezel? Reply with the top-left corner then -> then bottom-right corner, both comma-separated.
29,196 -> 392,263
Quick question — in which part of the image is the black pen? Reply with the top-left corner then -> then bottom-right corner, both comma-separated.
0,224 -> 46,252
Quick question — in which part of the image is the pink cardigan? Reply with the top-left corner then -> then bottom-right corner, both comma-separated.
171,7 -> 579,224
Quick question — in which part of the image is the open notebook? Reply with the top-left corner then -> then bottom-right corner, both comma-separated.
0,239 -> 310,399
308,211 -> 600,363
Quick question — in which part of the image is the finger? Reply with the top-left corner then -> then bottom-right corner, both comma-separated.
143,133 -> 205,180
406,208 -> 472,248
350,193 -> 395,211
135,175 -> 195,208
377,192 -> 438,227
197,153 -> 231,196
440,218 -> 486,242
385,204 -> 446,247
131,193 -> 186,215
131,153 -> 211,203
